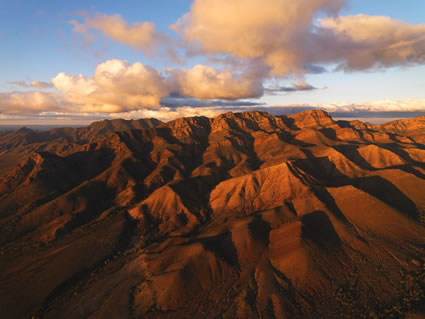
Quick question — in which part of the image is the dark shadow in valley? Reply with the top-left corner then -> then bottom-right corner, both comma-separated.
37,212 -> 133,319
353,176 -> 418,219
289,155 -> 420,222
333,145 -> 375,170
378,143 -> 413,162
215,116 -> 264,171
115,129 -> 156,159
293,156 -> 350,187
286,159 -> 349,222
55,181 -> 115,239
311,187 -> 349,223
288,136 -> 317,148
335,120 -> 351,128
115,210 -> 139,251
279,116 -> 300,130
248,214 -> 271,246
200,231 -> 240,269
301,211 -> 341,249
398,165 -> 425,180
169,175 -> 218,222
320,128 -> 340,141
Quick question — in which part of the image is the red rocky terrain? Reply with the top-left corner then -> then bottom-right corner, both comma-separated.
1,110 -> 425,318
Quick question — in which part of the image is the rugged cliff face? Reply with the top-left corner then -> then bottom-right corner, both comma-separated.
1,110 -> 425,318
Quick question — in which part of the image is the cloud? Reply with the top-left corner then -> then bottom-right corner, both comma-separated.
160,97 -> 263,108
9,80 -> 53,89
65,3 -> 425,83
5,55 -> 425,118
2,97 -> 425,124
70,13 -> 156,47
316,98 -> 425,113
51,59 -> 169,112
3,59 -> 265,115
0,91 -> 70,114
69,13 -> 177,58
74,98 -> 425,122
171,0 -> 344,75
9,80 -> 30,88
108,106 -> 226,122
31,81 -> 53,89
303,64 -> 328,74
166,64 -> 264,100
265,81 -> 317,94
318,15 -> 425,70
50,59 -> 264,113
172,0 -> 425,75
264,98 -> 425,115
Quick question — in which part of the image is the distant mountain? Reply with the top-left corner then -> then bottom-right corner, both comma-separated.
1,110 -> 425,318
0,118 -> 162,176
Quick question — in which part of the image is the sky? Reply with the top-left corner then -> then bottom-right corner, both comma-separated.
1,0 -> 425,125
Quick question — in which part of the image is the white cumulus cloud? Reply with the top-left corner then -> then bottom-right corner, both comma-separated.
167,64 -> 263,100
51,59 -> 169,112
172,0 -> 425,75
49,59 -> 264,113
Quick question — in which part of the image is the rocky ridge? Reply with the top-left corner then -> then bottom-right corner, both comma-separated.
1,110 -> 425,318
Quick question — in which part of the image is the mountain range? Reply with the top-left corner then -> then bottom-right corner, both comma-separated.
1,110 -> 425,318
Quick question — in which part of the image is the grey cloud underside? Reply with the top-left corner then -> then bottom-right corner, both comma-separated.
9,81 -> 29,87
160,97 -> 264,108
264,84 -> 318,94
9,81 -> 53,89
303,64 -> 328,74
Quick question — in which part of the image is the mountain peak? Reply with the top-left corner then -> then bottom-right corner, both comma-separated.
284,109 -> 334,128
87,118 -> 162,133
16,127 -> 33,134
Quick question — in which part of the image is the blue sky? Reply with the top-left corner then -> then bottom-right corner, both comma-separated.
1,0 -> 191,84
1,0 -> 425,124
